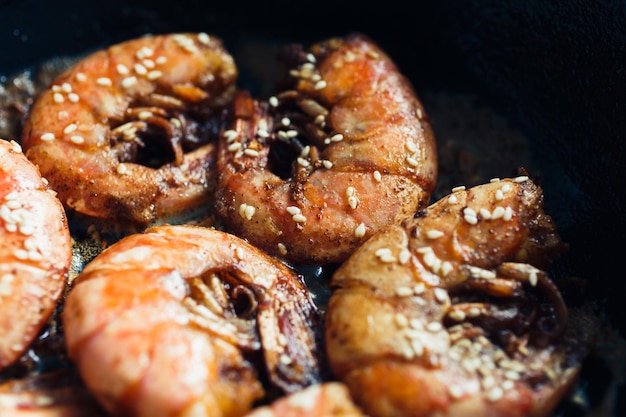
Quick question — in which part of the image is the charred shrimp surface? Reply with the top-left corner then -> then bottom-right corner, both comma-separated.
215,33 -> 437,265
325,176 -> 586,417
0,139 -> 72,371
21,33 -> 238,227
62,225 -> 322,417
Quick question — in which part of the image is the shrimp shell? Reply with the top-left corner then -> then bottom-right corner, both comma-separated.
325,176 -> 585,417
21,33 -> 237,227
62,224 -> 322,417
0,138 -> 71,371
215,33 -> 437,265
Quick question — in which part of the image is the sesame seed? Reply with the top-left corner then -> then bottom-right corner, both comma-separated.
40,133 -> 55,141
155,56 -> 167,65
416,108 -> 423,119
448,194 -> 458,204
354,222 -> 366,238
399,249 -> 411,264
479,208 -> 492,219
53,93 -> 64,103
198,32 -> 210,44
426,229 -> 444,239
63,123 -> 77,134
96,77 -> 112,86
434,288 -> 449,304
491,206 -> 505,219
486,387 -> 504,402
122,76 -> 138,88
514,175 -> 529,183
116,64 -> 129,75
495,189 -> 504,201
314,80 -> 327,90
269,96 -> 279,107
61,82 -> 72,93
134,63 -> 147,75
396,287 -> 414,297
405,141 -> 417,153
449,309 -> 466,321
257,129 -> 269,138
281,117 -> 291,126
68,93 -> 79,102
300,146 -> 310,157
405,156 -> 419,167
286,206 -> 301,215
394,312 -> 409,326
322,160 -> 333,169
244,148 -> 260,157
70,135 -> 84,144
75,72 -> 87,82
503,206 -> 513,221
373,170 -> 382,182
490,177 -> 501,183
147,70 -> 162,80
413,283 -> 426,294
228,142 -> 242,152
463,207 -> 478,224
138,111 -> 152,120
277,243 -> 287,255
297,157 -> 310,167
452,185 -> 466,192
292,214 -> 307,223
330,133 -> 344,142
223,129 -> 238,141
116,163 -> 128,175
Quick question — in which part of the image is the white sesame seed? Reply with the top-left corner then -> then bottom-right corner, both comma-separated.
96,77 -> 112,86
486,387 -> 504,402
399,249 -> 411,264
277,243 -> 287,255
322,160 -> 333,169
426,229 -> 444,239
75,72 -> 87,82
116,64 -> 129,75
40,133 -> 55,141
503,206 -> 513,221
416,108 -> 423,119
448,194 -> 458,204
286,206 -> 301,215
373,170 -> 382,182
244,149 -> 260,157
452,185 -> 466,193
292,214 -> 307,223
122,76 -> 138,88
147,70 -> 162,80
495,189 -> 504,201
70,135 -> 84,144
405,156 -> 419,167
405,141 -> 417,153
297,157 -> 310,167
53,92 -> 64,103
68,93 -> 79,103
354,222 -> 366,238
63,123 -> 77,134
281,117 -> 291,126
134,63 -> 147,75
396,287 -> 414,297
434,288 -> 449,304
223,129 -> 238,141
198,32 -> 210,45
463,207 -> 478,224
228,142 -> 242,152
314,80 -> 327,90
491,206 -> 505,219
502,183 -> 512,192
514,175 -> 529,183
269,96 -> 279,107
490,177 -> 501,183
479,208 -> 492,219
330,133 -> 344,142
155,56 -> 167,65
116,163 -> 128,175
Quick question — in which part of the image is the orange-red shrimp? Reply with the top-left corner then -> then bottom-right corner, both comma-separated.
62,224 -> 322,417
215,33 -> 437,265
325,175 -> 586,417
0,138 -> 72,371
243,383 -> 366,417
21,33 -> 238,227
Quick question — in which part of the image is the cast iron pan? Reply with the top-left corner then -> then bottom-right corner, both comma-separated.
1,0 -> 625,415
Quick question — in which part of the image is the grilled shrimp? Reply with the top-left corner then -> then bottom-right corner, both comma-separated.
0,139 -> 72,371
62,224 -> 322,417
325,175 -> 586,417
215,33 -> 437,265
243,383 -> 366,417
21,33 -> 237,227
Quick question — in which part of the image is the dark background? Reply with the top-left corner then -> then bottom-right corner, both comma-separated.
2,0 -> 625,414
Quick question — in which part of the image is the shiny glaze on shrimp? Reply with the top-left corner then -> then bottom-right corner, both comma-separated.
21,33 -> 237,227
62,224 -> 322,417
0,139 -> 72,371
325,176 -> 585,417
215,33 -> 437,265
243,383 -> 365,417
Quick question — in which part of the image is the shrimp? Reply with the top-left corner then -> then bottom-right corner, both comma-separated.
243,383 -> 366,417
215,33 -> 437,265
61,224 -> 322,417
0,138 -> 72,371
324,175 -> 587,417
21,33 -> 238,227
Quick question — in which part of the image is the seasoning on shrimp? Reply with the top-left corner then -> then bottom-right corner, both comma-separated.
0,138 -> 72,371
62,225 -> 322,417
325,175 -> 588,417
21,33 -> 238,227
215,33 -> 437,265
